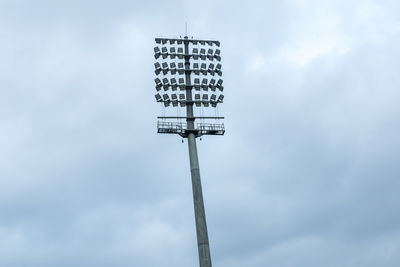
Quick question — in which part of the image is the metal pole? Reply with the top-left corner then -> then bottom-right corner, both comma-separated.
184,36 -> 213,267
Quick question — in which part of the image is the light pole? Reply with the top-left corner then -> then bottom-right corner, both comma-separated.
153,36 -> 225,267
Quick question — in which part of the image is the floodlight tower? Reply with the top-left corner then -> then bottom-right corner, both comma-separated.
153,36 -> 225,267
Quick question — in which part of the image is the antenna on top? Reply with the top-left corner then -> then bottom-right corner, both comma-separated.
185,22 -> 187,37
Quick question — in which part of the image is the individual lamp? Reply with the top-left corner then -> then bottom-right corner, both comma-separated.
154,47 -> 161,59
194,93 -> 201,107
200,63 -> 207,75
193,63 -> 200,75
201,78 -> 208,90
170,47 -> 176,59
217,79 -> 224,91
154,62 -> 161,75
194,78 -> 200,90
171,78 -> 178,90
177,47 -> 184,59
207,49 -> 213,60
209,78 -> 216,91
214,49 -> 221,61
192,48 -> 199,59
171,93 -> 178,107
202,94 -> 209,107
178,62 -> 185,75
215,63 -> 222,76
208,63 -> 215,75
155,93 -> 162,102
154,78 -> 162,90
178,78 -> 185,90
200,48 -> 206,60
162,62 -> 169,75
170,62 -> 177,75
162,78 -> 169,90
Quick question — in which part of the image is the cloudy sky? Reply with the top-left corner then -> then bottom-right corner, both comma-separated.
1,0 -> 400,266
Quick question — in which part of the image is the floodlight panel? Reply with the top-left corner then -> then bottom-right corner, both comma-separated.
155,38 -> 161,44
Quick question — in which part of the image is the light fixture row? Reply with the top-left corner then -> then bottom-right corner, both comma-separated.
154,46 -> 221,61
155,77 -> 223,91
155,93 -> 224,107
154,62 -> 222,76
155,38 -> 220,47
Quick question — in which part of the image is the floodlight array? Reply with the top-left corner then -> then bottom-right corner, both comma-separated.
153,37 -> 224,108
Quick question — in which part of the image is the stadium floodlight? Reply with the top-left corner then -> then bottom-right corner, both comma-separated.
153,35 -> 225,267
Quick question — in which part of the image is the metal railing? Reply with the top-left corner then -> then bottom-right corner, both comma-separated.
157,121 -> 225,136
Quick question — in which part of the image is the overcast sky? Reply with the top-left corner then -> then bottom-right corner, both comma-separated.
1,0 -> 400,266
